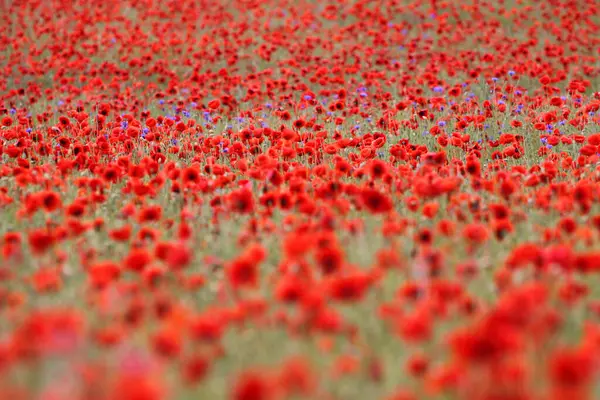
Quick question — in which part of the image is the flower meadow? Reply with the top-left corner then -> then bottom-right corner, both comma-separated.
2,0 -> 600,399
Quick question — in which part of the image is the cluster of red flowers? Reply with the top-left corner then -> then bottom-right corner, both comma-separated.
1,0 -> 600,398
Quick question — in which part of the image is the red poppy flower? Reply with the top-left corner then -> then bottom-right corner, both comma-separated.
190,311 -> 225,343
28,229 -> 54,255
549,346 -> 594,389
138,205 -> 163,223
327,273 -> 371,302
181,166 -> 201,185
231,370 -> 274,400
1,116 -> 13,127
124,248 -> 153,272
208,99 -> 221,110
38,191 -> 62,212
109,225 -> 132,242
315,246 -> 344,275
360,188 -> 393,214
229,189 -> 255,214
152,327 -> 181,358
462,223 -> 489,245
226,255 -> 259,289
88,261 -> 121,289
182,355 -> 211,385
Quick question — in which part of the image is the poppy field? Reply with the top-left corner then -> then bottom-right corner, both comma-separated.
2,0 -> 600,398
